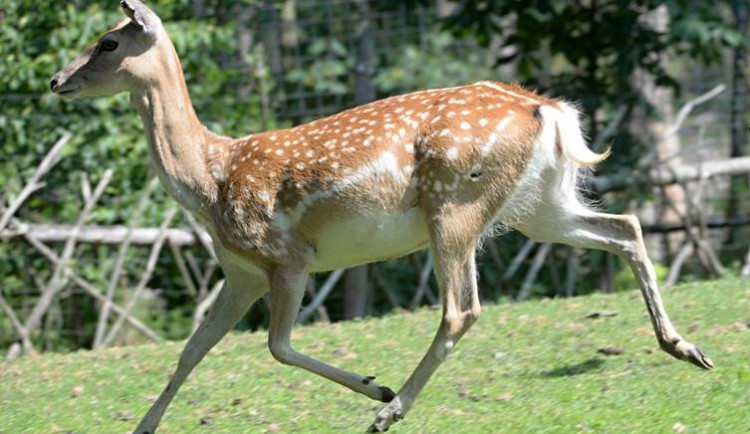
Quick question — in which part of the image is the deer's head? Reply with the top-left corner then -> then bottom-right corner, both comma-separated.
50,0 -> 166,99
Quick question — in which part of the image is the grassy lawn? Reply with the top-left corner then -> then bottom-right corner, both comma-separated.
1,277 -> 749,433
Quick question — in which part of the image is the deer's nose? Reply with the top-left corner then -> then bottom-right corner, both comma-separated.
50,76 -> 59,91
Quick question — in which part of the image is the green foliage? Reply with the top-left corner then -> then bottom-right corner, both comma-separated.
286,38 -> 351,95
444,0 -> 746,143
375,31 -> 498,92
0,0 -> 269,351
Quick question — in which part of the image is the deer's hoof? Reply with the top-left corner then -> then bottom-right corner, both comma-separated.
661,339 -> 715,370
682,342 -> 714,370
366,423 -> 388,433
368,397 -> 404,432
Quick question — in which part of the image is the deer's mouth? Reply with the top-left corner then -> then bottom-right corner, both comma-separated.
51,76 -> 82,97
54,86 -> 82,99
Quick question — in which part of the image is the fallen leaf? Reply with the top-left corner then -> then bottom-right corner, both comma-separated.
342,352 -> 357,361
673,422 -> 686,433
597,347 -> 624,356
115,411 -> 135,421
71,385 -> 84,398
332,347 -> 357,360
583,310 -> 618,319
636,327 -> 654,337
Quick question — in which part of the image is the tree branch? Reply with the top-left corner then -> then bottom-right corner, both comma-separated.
1,223 -> 198,246
409,251 -> 436,309
297,269 -> 345,324
0,290 -> 36,356
516,243 -> 552,302
0,133 -> 72,232
101,208 -> 178,347
22,169 -> 113,338
588,156 -> 750,193
22,234 -> 161,343
93,177 -> 159,348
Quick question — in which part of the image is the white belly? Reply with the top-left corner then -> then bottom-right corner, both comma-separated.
310,207 -> 429,272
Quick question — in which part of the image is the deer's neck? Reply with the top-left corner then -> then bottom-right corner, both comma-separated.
130,49 -> 222,218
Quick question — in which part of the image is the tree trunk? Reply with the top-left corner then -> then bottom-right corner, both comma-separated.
341,0 -> 377,320
343,265 -> 370,319
353,0 -> 375,103
633,4 -> 683,262
728,1 -> 748,238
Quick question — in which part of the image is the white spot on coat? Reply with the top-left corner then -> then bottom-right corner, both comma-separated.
496,116 -> 512,133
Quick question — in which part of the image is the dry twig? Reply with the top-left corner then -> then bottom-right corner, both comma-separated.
0,133 -> 72,233
21,169 -> 113,340
23,235 -> 160,342
101,208 -> 177,347
503,239 -> 536,282
192,279 -> 224,333
409,251 -> 436,309
297,269 -> 345,324
93,177 -> 159,348
0,290 -> 36,356
516,243 -> 552,302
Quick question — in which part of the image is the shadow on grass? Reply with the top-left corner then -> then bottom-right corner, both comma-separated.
540,357 -> 606,378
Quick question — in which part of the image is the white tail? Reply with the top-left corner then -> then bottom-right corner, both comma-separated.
50,2 -> 714,433
551,102 -> 611,167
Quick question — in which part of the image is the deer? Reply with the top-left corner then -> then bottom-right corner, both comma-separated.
50,1 -> 714,432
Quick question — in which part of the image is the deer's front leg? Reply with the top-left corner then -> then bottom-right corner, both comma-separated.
133,267 -> 268,434
266,266 -> 396,403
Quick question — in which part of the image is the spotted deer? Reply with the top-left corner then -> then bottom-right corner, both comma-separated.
51,1 -> 713,432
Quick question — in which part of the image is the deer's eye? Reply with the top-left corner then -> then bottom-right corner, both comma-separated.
101,39 -> 119,52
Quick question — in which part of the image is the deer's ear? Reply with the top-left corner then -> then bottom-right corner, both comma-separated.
121,0 -> 162,37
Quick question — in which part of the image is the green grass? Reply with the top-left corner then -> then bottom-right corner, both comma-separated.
2,278 -> 749,433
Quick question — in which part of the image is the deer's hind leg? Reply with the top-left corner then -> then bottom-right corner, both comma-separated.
369,203 -> 485,432
515,200 -> 713,370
